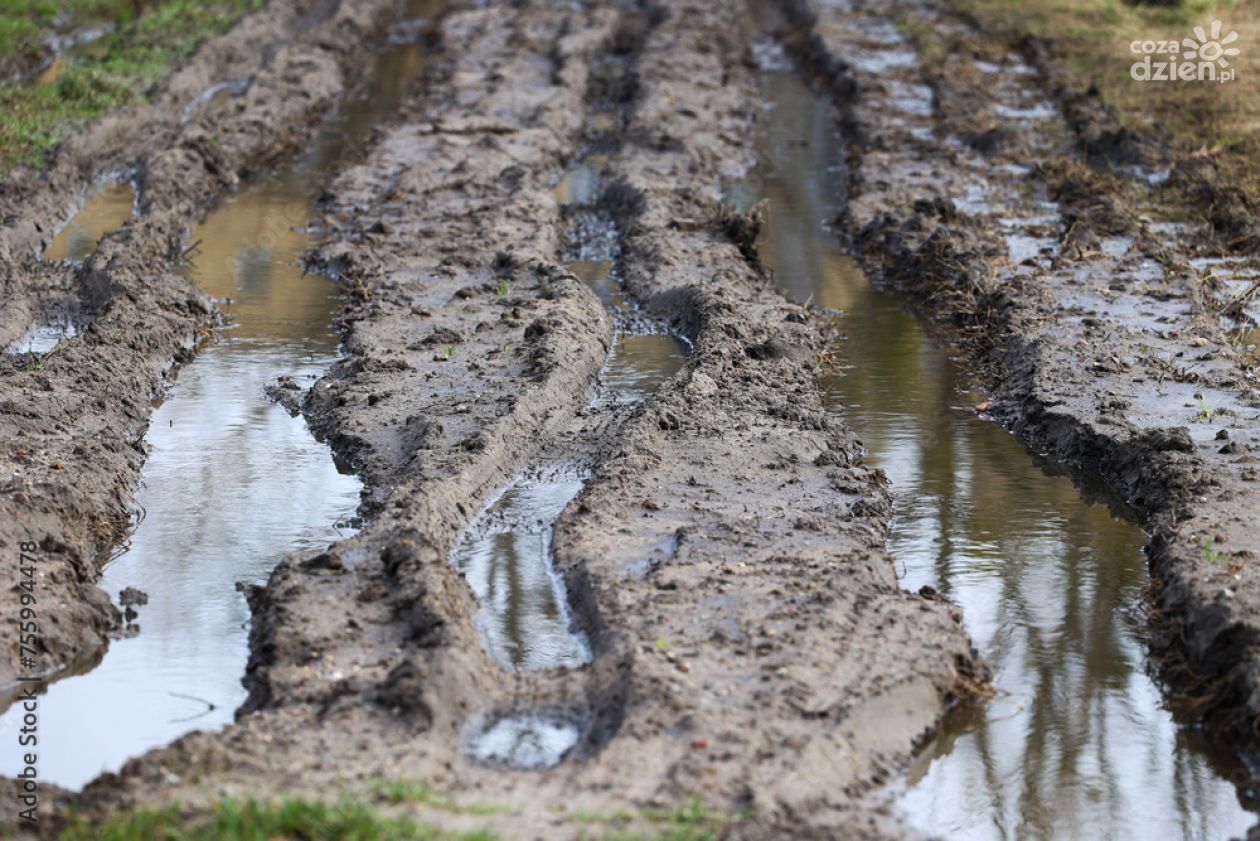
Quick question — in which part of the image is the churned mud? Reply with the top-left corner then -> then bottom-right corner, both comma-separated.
5,0 -> 1259,837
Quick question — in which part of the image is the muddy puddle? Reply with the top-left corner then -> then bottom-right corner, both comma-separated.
737,41 -> 1257,841
0,1 -> 442,790
469,713 -> 582,769
5,314 -> 80,355
452,468 -> 592,672
2,181 -> 137,356
43,181 -> 136,263
600,332 -> 688,403
451,108 -> 688,767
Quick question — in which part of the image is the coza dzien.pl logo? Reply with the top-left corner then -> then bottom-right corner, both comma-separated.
1130,19 -> 1240,83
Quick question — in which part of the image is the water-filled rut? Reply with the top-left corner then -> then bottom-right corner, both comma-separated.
736,26 -> 1257,841
0,2 -> 440,790
451,74 -> 689,768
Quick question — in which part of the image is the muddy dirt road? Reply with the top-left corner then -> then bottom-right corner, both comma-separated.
2,0 -> 1259,838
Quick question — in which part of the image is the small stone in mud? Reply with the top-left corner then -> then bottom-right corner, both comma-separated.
118,586 -> 149,608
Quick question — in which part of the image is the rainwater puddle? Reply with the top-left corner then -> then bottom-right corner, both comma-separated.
44,181 -> 136,262
451,469 -> 592,671
556,165 -> 690,404
469,714 -> 581,770
740,36 -> 1257,841
568,259 -> 626,310
452,92 -> 689,766
600,332 -> 688,403
0,1 -> 443,790
5,314 -> 80,355
554,154 -> 606,207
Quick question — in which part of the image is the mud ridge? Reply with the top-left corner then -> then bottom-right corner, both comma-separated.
775,0 -> 1260,796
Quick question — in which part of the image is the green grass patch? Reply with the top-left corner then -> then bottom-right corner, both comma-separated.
0,0 -> 135,75
948,0 -> 1258,185
566,798 -> 723,841
372,778 -> 511,817
60,796 -> 499,841
0,0 -> 263,174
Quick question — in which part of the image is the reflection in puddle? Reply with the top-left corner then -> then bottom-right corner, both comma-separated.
470,714 -> 580,769
601,332 -> 689,403
742,48 -> 1256,841
451,470 -> 592,671
0,334 -> 361,789
1233,327 -> 1258,364
554,155 -> 605,206
568,259 -> 626,310
556,162 -> 689,407
44,181 -> 136,262
0,3 -> 443,790
0,184 -> 361,790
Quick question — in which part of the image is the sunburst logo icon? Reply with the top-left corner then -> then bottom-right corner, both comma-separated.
1183,20 -> 1240,68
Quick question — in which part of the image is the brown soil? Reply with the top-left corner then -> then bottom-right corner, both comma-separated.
778,0 -> 1260,793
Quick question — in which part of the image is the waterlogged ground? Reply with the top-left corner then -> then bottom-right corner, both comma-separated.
3,0 -> 1259,836
738,48 -> 1257,841
0,155 -> 361,791
43,181 -> 136,263
451,469 -> 591,672
0,4 -> 445,789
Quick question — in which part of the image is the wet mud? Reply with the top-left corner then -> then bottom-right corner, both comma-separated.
13,0 -> 980,837
4,0 -> 1258,837
0,0 -> 412,689
737,40 -> 1255,836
